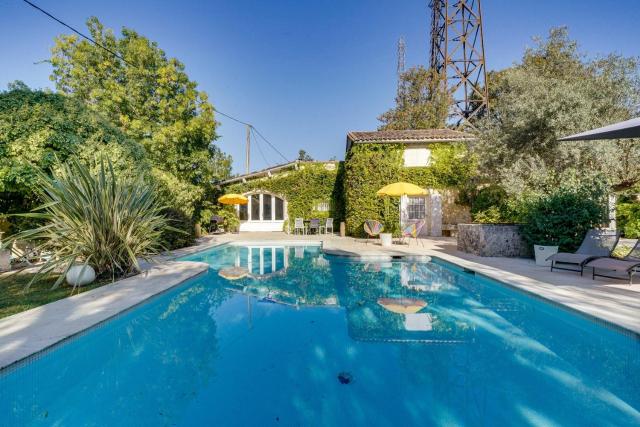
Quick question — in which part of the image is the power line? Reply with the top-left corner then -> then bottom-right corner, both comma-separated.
21,0 -> 290,166
250,126 -> 271,169
251,126 -> 289,163
21,0 -> 135,68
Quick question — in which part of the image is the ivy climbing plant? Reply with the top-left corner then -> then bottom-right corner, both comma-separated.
343,142 -> 476,237
226,163 -> 345,231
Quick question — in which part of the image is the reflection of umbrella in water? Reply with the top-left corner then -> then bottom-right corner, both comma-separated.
218,266 -> 249,280
377,297 -> 427,314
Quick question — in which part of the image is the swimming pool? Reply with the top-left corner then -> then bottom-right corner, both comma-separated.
1,243 -> 639,426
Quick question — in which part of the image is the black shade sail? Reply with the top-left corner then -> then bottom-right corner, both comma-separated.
559,117 -> 640,141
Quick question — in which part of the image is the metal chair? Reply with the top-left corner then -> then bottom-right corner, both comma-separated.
363,220 -> 384,244
308,218 -> 321,235
323,218 -> 334,235
400,220 -> 426,247
294,218 -> 306,235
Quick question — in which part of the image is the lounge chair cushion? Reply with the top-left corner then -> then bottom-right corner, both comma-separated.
585,257 -> 640,273
547,253 -> 597,265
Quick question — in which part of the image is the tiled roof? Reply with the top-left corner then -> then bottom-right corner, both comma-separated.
346,129 -> 475,145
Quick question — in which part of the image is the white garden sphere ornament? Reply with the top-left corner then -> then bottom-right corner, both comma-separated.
66,264 -> 96,287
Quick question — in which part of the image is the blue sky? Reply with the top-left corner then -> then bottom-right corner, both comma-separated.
1,0 -> 639,174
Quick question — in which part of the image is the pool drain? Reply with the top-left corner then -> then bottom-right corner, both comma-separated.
337,372 -> 353,384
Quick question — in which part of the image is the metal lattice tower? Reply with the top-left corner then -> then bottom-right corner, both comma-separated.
430,0 -> 488,128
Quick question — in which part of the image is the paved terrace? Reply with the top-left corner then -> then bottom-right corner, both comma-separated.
212,232 -> 640,337
0,231 -> 638,370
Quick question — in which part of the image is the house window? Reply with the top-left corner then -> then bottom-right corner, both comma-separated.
314,201 -> 331,212
275,197 -> 284,220
238,203 -> 248,220
262,195 -> 272,220
251,195 -> 260,220
403,148 -> 432,167
407,197 -> 425,220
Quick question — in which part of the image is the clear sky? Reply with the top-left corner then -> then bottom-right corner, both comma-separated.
1,0 -> 639,174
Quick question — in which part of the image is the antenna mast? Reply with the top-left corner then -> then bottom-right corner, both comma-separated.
429,0 -> 488,128
397,36 -> 406,94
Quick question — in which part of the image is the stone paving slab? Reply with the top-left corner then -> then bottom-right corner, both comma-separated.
0,260 -> 209,370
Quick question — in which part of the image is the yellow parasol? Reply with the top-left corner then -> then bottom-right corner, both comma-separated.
376,182 -> 427,197
377,297 -> 428,314
218,266 -> 249,281
218,194 -> 248,205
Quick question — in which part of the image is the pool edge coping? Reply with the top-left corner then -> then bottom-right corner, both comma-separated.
0,259 -> 212,371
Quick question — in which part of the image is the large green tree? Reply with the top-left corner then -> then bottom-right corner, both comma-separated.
49,17 -> 231,216
0,82 -> 148,234
378,66 -> 450,130
474,27 -> 640,194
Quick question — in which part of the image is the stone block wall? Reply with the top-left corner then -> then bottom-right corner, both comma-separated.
457,223 -> 531,258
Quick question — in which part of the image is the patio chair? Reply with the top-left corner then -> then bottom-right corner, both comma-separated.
547,229 -> 620,276
400,220 -> 426,247
294,218 -> 306,235
308,218 -> 321,235
323,218 -> 334,235
363,220 -> 384,244
585,240 -> 640,285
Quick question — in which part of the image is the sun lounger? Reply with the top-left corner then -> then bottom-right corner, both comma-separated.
585,240 -> 640,285
547,229 -> 620,275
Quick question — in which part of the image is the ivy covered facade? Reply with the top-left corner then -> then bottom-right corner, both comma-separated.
219,129 -> 476,236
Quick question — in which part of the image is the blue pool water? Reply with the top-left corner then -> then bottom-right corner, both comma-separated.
1,243 -> 639,426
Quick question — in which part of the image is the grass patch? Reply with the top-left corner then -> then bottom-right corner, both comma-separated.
0,272 -> 111,319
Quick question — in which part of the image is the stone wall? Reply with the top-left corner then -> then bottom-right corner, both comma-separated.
457,224 -> 531,258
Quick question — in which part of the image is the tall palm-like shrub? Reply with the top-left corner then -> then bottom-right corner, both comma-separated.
3,158 -> 171,287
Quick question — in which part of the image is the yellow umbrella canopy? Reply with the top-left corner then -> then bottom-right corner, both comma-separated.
218,194 -> 248,205
376,182 -> 427,197
377,297 -> 428,314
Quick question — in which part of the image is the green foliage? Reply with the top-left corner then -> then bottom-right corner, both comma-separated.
297,150 -> 313,161
617,202 -> 640,238
469,185 -> 518,223
520,183 -> 608,251
2,158 -> 172,287
0,84 -> 149,233
378,66 -> 450,130
227,163 -> 343,231
474,27 -> 640,194
49,17 -> 231,217
160,208 -> 196,250
343,143 -> 475,236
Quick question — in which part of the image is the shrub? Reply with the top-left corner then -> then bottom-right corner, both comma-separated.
160,208 -> 196,250
470,185 -> 518,223
521,187 -> 608,252
617,202 -> 640,238
2,158 -> 172,287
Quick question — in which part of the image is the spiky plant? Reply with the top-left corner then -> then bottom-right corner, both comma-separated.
3,158 -> 173,288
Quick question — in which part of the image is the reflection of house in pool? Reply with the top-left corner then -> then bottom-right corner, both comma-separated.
221,245 -> 338,307
236,245 -> 289,279
333,261 -> 474,344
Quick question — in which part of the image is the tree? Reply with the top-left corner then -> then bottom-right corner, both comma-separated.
378,66 -> 450,130
298,149 -> 313,161
0,83 -> 148,234
49,17 -> 231,217
474,27 -> 640,194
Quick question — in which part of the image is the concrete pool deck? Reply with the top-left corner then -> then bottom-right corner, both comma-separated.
0,231 -> 638,370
